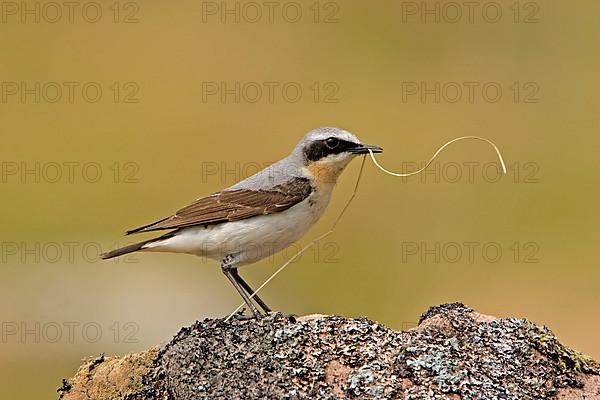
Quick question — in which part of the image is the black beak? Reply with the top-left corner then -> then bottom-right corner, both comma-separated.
349,143 -> 383,154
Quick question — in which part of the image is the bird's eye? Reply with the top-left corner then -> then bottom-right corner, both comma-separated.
325,137 -> 339,149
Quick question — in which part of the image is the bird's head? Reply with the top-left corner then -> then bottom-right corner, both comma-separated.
295,127 -> 383,186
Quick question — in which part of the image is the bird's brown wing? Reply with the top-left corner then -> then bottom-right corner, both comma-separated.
126,177 -> 312,234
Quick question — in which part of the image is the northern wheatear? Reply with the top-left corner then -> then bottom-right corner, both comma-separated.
101,127 -> 382,317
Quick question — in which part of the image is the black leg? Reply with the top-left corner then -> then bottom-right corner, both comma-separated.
221,264 -> 261,318
230,269 -> 272,314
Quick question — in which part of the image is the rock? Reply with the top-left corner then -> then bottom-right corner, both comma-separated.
57,303 -> 600,400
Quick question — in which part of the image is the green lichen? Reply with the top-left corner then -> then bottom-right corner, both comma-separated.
522,320 -> 599,374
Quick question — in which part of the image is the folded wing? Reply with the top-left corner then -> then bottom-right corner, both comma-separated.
126,177 -> 312,234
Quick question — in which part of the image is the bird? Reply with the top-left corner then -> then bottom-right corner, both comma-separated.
100,127 -> 383,317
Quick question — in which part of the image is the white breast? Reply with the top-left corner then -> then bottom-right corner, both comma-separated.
143,189 -> 332,266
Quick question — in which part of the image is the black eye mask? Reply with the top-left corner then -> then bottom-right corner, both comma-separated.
304,138 -> 358,162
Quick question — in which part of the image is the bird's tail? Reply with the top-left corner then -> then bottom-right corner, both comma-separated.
100,233 -> 174,260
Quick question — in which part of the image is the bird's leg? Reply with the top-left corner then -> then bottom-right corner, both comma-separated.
221,261 -> 261,318
230,268 -> 272,314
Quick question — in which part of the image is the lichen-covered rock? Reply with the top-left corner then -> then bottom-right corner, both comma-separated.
58,303 -> 600,400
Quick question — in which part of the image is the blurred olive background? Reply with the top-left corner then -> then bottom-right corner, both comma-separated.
1,0 -> 599,398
